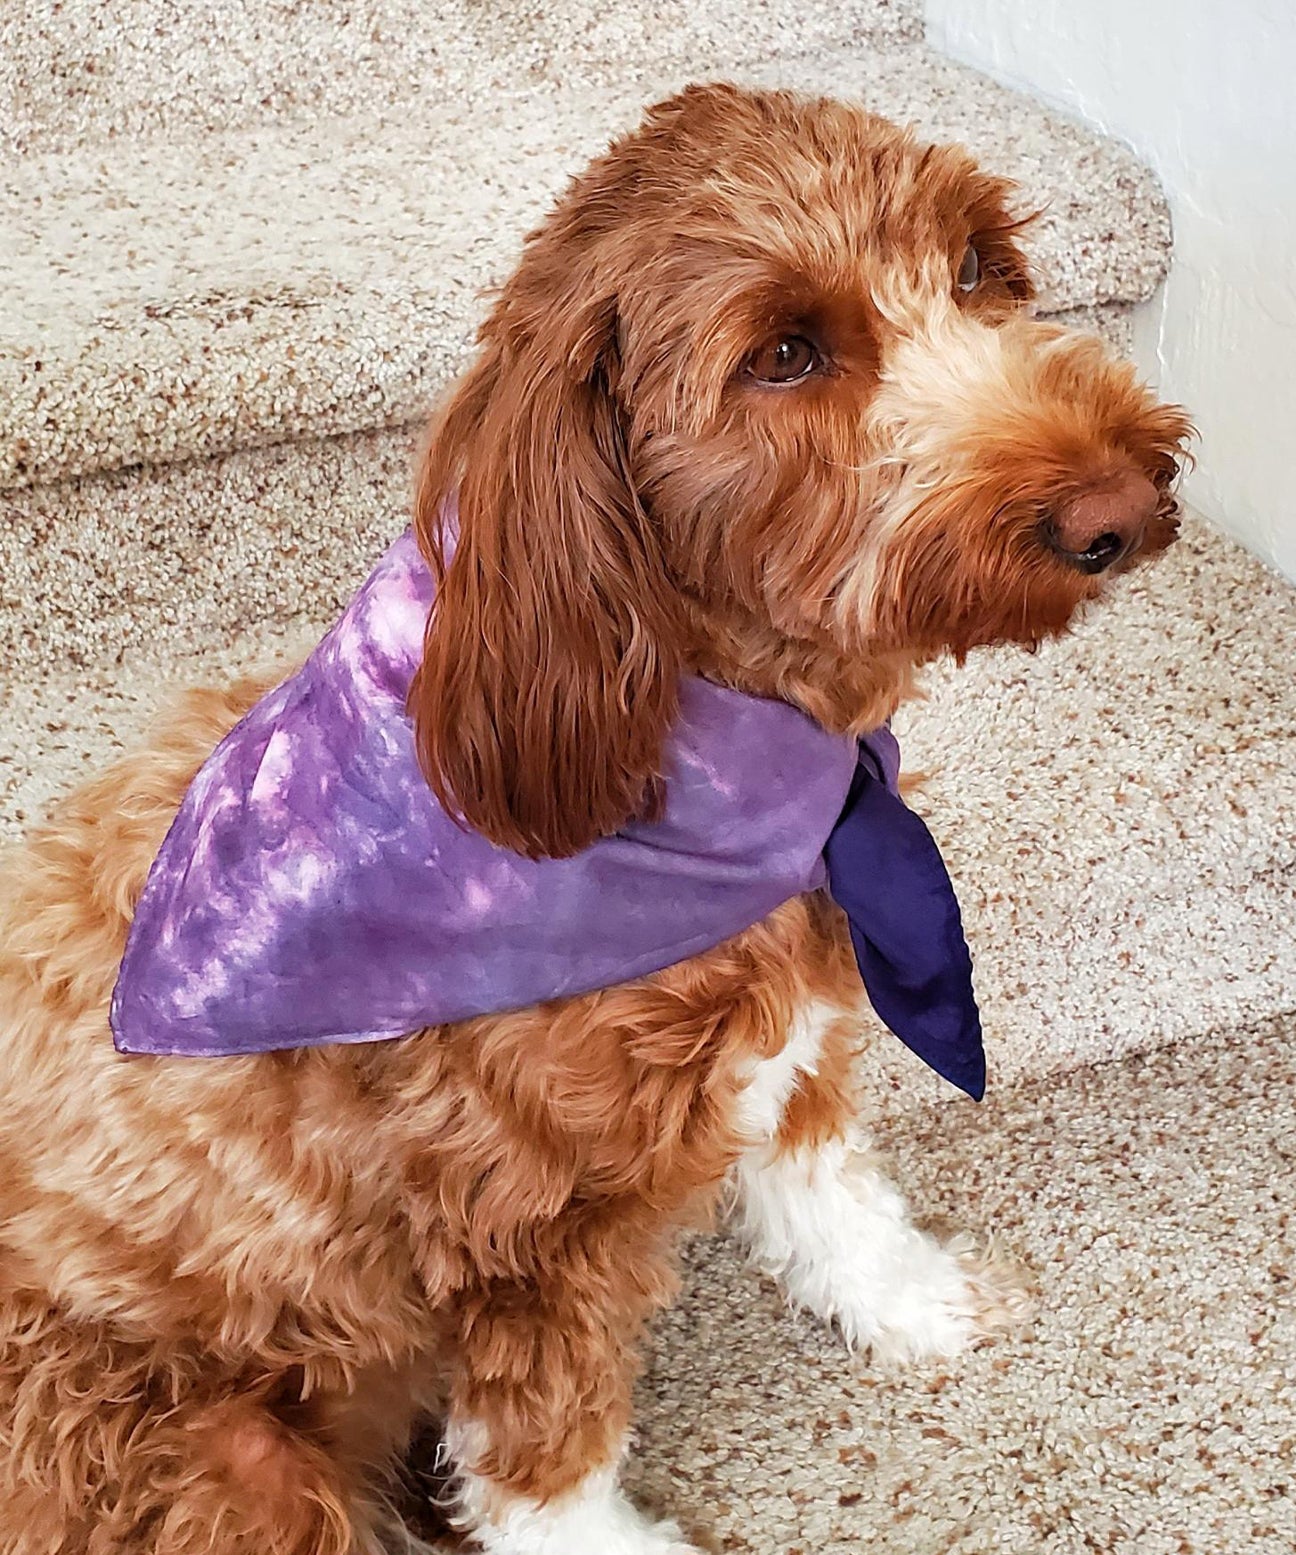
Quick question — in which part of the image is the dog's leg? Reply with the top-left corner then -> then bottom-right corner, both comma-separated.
0,1291 -> 388,1555
730,1000 -> 1031,1362
443,1270 -> 701,1555
3,1393 -> 379,1555
448,1428 -> 699,1555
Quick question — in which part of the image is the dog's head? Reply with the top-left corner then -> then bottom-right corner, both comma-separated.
410,84 -> 1193,859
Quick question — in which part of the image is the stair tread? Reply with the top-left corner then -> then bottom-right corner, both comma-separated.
2,41 -> 1169,492
0,0 -> 925,155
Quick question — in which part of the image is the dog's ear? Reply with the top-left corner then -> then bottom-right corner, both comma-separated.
408,278 -> 684,861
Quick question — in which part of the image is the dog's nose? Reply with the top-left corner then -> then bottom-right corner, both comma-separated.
1045,469 -> 1161,574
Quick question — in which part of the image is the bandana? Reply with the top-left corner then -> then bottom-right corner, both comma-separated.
111,530 -> 984,1099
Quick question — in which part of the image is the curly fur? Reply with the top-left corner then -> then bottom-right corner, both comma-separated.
0,83 -> 1190,1552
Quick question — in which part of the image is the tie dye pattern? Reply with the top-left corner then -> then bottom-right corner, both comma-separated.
110,529 -> 864,1059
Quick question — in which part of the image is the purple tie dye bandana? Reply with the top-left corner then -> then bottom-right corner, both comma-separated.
111,530 -> 985,1098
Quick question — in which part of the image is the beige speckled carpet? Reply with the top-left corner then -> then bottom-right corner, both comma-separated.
0,4 -> 1161,494
624,1012 -> 1296,1554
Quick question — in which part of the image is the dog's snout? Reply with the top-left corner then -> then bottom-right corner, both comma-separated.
1044,469 -> 1161,575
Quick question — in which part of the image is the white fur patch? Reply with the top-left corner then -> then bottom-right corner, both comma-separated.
835,299 -> 1011,634
447,1422 -> 698,1555
732,996 -> 841,1143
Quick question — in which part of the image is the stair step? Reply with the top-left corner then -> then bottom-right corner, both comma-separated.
0,0 -> 924,155
0,425 -> 420,677
889,523 -> 1296,1099
2,42 -> 1169,495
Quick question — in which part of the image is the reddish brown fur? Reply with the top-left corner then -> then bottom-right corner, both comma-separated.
0,83 -> 1190,1550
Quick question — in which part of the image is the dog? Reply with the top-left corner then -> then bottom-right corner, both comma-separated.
0,84 -> 1190,1554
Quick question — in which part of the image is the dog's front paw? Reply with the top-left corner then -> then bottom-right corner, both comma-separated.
865,1230 -> 1035,1364
470,1505 -> 702,1555
630,1519 -> 705,1555
734,1138 -> 1034,1365
454,1455 -> 703,1555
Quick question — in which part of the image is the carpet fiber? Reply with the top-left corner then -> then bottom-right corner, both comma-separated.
2,39 -> 1164,492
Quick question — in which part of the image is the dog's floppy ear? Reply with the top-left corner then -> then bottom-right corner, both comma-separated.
408,277 -> 684,861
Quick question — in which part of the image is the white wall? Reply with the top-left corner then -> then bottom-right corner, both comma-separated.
926,0 -> 1296,582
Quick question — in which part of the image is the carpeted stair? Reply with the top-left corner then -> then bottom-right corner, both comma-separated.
2,2 -> 1293,1550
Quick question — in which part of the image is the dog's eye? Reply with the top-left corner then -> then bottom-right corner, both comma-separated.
746,335 -> 821,385
956,243 -> 981,293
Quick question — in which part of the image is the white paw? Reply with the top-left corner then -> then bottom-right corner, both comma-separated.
864,1230 -> 1035,1363
733,1137 -> 1034,1364
625,1518 -> 703,1555
467,1497 -> 700,1555
448,1425 -> 701,1555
